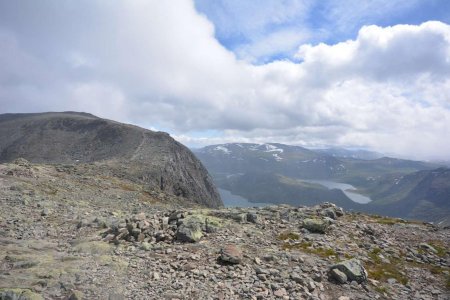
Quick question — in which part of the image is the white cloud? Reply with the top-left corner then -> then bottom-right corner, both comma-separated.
0,1 -> 449,160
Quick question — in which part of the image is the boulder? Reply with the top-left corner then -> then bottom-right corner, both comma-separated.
246,212 -> 259,223
175,216 -> 203,242
302,218 -> 329,233
219,244 -> 243,264
321,208 -> 337,220
330,259 -> 367,283
330,268 -> 347,284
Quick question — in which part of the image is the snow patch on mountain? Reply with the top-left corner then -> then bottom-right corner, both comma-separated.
214,146 -> 231,154
273,153 -> 283,161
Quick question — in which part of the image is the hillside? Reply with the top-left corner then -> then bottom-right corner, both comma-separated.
363,168 -> 450,225
194,143 -> 446,223
0,112 -> 222,208
0,160 -> 448,299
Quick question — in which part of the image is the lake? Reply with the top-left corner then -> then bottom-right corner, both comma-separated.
218,179 -> 372,207
218,188 -> 270,208
302,179 -> 372,204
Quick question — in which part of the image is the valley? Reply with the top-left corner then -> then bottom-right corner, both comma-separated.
194,143 -> 449,225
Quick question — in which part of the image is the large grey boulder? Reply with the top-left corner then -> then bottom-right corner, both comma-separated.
302,218 -> 330,233
329,259 -> 368,283
175,216 -> 203,242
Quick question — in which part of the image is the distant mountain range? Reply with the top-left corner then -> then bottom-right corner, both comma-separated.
194,143 -> 449,225
314,147 -> 384,160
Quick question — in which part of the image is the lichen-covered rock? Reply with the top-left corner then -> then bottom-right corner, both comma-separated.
330,259 -> 368,283
176,216 -> 204,242
302,218 -> 329,233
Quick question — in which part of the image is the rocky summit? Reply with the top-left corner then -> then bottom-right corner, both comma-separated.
0,112 -> 221,208
0,159 -> 449,299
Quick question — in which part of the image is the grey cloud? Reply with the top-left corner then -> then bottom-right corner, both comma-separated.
0,1 -> 449,160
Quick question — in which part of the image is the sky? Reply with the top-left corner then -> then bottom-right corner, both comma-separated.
0,0 -> 449,160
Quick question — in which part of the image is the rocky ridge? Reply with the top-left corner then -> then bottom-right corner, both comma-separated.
0,159 -> 449,299
0,112 -> 221,208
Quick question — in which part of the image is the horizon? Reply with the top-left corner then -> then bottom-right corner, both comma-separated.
1,1 -> 450,160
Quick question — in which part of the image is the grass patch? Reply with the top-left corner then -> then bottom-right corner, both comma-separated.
278,232 -> 300,241
366,248 -> 408,285
371,215 -> 406,225
118,182 -> 138,191
344,253 -> 354,259
282,241 -> 337,258
426,240 -> 448,257
367,261 -> 408,285
374,286 -> 388,294
281,241 -> 311,251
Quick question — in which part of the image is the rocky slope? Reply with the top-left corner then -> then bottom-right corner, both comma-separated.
0,160 -> 448,299
0,112 -> 221,208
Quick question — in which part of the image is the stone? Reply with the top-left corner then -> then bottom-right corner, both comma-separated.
302,218 -> 329,233
0,288 -> 44,300
140,242 -> 152,251
40,209 -> 49,216
68,290 -> 83,300
161,217 -> 169,230
321,208 -> 337,220
219,244 -> 243,264
307,279 -> 316,291
176,220 -> 203,243
330,268 -> 348,284
247,212 -> 259,223
273,288 -> 287,297
419,243 -> 438,254
290,273 -> 303,284
132,212 -> 146,221
387,278 -> 397,284
152,272 -> 160,280
330,259 -> 367,283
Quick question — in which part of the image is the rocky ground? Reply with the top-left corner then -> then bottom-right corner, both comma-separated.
0,159 -> 449,300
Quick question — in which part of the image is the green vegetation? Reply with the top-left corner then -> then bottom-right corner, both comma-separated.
366,248 -> 408,285
281,241 -> 337,258
374,286 -> 388,294
277,232 -> 300,240
426,240 -> 448,257
370,215 -> 407,225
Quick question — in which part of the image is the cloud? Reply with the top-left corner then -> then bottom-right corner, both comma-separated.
0,1 -> 449,160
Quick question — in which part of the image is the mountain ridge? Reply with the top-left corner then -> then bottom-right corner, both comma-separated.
0,112 -> 222,208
